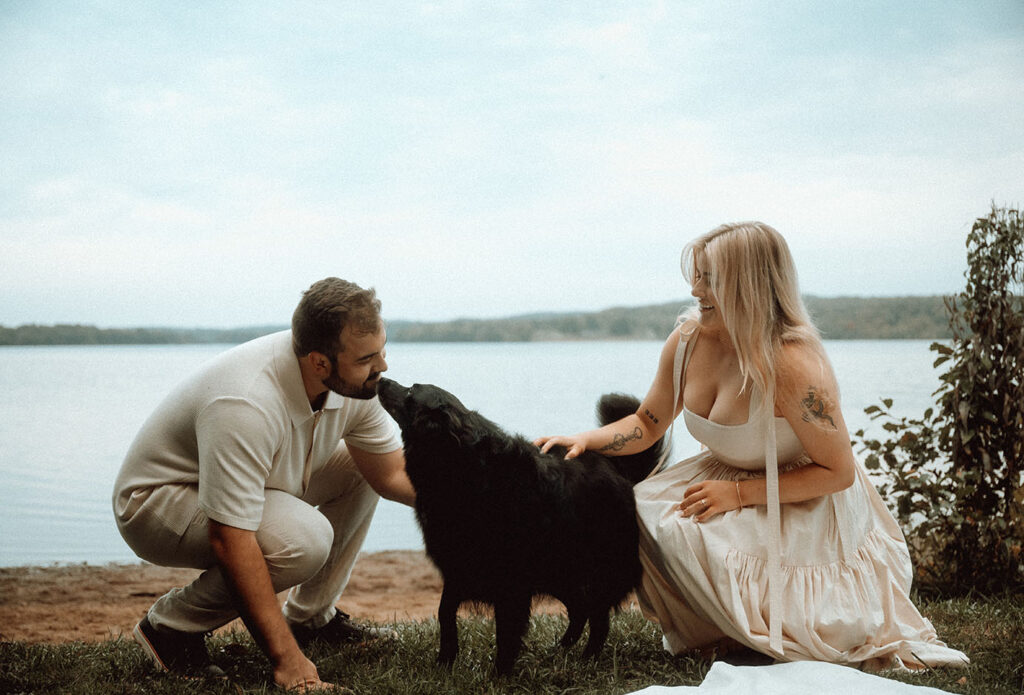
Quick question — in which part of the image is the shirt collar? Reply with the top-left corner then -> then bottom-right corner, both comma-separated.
272,330 -> 346,426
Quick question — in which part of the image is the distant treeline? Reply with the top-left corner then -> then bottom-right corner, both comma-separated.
0,296 -> 951,346
0,325 -> 283,346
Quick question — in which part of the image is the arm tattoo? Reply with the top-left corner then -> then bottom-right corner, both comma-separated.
598,426 -> 643,452
643,408 -> 660,424
800,387 -> 838,431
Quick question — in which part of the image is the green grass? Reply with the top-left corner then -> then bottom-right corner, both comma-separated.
2,597 -> 1021,694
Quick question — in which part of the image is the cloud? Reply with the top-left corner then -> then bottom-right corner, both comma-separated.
1,1 -> 1021,326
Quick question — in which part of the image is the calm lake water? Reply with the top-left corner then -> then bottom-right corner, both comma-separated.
0,340 -> 943,567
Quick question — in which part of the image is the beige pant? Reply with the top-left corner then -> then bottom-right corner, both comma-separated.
116,443 -> 379,633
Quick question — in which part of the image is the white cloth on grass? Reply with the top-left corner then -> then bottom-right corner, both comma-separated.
628,661 -> 956,695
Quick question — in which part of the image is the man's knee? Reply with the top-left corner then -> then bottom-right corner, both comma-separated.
259,492 -> 334,590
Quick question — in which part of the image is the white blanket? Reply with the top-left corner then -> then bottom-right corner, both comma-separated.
629,661 -> 955,695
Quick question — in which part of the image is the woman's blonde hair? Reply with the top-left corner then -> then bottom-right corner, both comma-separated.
678,221 -> 830,401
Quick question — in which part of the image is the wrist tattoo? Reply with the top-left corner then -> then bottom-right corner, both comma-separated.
800,386 -> 837,431
643,408 -> 660,424
598,426 -> 643,452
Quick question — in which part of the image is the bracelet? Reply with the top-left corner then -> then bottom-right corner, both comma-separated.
735,480 -> 743,508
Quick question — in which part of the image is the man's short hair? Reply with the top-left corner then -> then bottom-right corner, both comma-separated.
291,278 -> 382,358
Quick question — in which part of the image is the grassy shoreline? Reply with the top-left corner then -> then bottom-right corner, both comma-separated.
2,596 -> 1020,694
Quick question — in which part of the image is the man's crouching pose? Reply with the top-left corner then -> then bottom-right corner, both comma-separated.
113,278 -> 415,692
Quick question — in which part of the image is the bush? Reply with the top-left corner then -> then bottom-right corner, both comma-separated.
855,205 -> 1024,596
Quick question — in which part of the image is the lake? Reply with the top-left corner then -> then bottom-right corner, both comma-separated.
0,339 -> 944,567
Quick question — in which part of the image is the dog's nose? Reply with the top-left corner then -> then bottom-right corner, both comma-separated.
378,377 -> 404,393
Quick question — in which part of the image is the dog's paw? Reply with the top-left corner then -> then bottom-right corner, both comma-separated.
493,660 -> 516,677
435,650 -> 456,669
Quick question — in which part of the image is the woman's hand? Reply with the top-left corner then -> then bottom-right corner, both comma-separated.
679,480 -> 743,522
533,434 -> 588,460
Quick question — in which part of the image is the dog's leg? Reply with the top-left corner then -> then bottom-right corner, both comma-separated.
559,606 -> 586,649
493,595 -> 531,676
581,609 -> 611,659
437,584 -> 461,668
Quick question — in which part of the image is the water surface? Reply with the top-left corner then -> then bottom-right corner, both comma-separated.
0,340 -> 942,566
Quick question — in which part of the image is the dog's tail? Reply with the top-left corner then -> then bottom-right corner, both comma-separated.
596,393 -> 670,485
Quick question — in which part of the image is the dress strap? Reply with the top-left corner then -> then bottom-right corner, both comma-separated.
646,327 -> 697,480
764,393 -> 784,655
833,466 -> 860,561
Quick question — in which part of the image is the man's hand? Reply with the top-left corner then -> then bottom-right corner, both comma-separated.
207,521 -> 336,690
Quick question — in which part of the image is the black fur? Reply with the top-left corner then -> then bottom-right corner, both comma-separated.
377,378 -> 666,674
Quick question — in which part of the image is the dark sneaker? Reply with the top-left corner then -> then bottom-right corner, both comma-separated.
290,610 -> 396,648
132,615 -> 226,679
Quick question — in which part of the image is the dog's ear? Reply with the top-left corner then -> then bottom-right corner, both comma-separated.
419,388 -> 467,413
410,404 -> 484,448
411,407 -> 444,431
449,410 -> 483,448
411,406 -> 463,441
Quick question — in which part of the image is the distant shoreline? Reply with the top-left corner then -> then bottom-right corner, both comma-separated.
0,296 -> 952,345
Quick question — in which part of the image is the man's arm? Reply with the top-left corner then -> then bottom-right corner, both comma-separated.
208,521 -> 324,689
347,445 -> 416,507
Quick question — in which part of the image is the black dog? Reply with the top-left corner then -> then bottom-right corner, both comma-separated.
377,378 -> 666,674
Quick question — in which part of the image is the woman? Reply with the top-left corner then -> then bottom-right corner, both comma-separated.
535,222 -> 967,670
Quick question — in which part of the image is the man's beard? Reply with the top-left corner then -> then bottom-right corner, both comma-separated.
323,369 -> 382,400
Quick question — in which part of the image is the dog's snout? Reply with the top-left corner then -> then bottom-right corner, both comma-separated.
376,378 -> 412,410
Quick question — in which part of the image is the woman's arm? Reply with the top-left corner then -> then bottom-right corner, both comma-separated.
681,342 -> 856,521
534,328 -> 685,459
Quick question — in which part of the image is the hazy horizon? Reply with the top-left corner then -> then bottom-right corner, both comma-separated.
1,293 -> 957,331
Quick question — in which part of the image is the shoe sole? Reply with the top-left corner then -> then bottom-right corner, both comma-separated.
133,621 -> 170,672
132,621 -> 227,680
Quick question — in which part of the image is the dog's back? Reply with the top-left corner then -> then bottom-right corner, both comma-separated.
377,378 -> 666,674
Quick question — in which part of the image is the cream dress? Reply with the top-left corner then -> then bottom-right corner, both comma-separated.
634,332 -> 968,671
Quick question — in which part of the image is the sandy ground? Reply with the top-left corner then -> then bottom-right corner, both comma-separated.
0,550 -> 567,644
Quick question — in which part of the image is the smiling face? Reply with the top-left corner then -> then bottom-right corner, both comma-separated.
323,325 -> 389,399
690,249 -> 725,333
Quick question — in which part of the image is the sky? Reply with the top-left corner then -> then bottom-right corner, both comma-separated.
1,1 -> 1022,328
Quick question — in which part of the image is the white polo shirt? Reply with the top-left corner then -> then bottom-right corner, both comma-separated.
112,330 -> 401,533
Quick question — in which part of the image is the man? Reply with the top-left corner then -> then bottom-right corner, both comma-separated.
113,278 -> 415,692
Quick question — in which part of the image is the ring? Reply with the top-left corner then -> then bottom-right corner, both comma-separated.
702,499 -> 708,508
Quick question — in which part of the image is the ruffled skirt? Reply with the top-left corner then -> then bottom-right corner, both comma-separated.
633,451 -> 969,671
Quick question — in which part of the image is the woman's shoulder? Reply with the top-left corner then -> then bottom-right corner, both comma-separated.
654,320 -> 699,369
776,339 -> 834,391
671,317 -> 700,342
